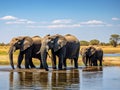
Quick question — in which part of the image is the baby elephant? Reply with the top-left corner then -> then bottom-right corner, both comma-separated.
80,46 -> 103,66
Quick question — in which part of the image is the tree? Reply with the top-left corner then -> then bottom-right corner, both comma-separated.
80,40 -> 89,46
90,39 -> 100,45
109,34 -> 120,47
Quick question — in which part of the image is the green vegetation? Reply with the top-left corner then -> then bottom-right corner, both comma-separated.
80,40 -> 89,46
109,34 -> 120,47
89,39 -> 100,45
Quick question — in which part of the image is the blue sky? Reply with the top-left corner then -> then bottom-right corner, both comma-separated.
0,0 -> 120,43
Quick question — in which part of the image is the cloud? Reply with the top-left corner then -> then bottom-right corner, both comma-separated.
6,20 -> 35,24
0,15 -> 35,24
81,20 -> 104,25
112,17 -> 120,21
52,19 -> 72,24
0,15 -> 18,20
47,24 -> 80,28
27,24 -> 81,29
0,16 -> 113,28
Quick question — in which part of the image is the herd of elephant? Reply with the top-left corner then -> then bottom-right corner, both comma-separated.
8,34 -> 103,71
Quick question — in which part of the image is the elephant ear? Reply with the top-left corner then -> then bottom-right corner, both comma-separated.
21,37 -> 33,51
89,46 -> 96,56
53,35 -> 67,52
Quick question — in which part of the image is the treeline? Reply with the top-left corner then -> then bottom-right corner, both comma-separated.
80,34 -> 120,47
80,39 -> 119,46
0,34 -> 120,47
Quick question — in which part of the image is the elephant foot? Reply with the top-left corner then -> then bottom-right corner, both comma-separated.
25,66 -> 30,69
75,66 -> 78,69
58,68 -> 63,70
31,66 -> 36,68
45,68 -> 49,71
17,65 -> 21,69
40,67 -> 44,69
53,66 -> 57,69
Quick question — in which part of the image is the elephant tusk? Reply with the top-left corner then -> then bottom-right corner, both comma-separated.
36,50 -> 41,54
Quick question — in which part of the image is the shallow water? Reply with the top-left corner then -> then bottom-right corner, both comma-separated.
0,66 -> 120,90
104,53 -> 120,57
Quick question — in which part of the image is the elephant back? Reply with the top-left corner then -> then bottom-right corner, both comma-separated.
64,34 -> 80,59
32,36 -> 42,44
64,34 -> 79,43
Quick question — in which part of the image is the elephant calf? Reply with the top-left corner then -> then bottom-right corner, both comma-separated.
80,46 -> 103,66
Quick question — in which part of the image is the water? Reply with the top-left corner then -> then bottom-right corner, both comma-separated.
0,66 -> 120,90
104,53 -> 120,57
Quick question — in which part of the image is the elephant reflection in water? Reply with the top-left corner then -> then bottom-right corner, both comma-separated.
9,72 -> 49,89
81,67 -> 103,88
9,72 -> 34,89
9,70 -> 80,89
52,69 -> 80,87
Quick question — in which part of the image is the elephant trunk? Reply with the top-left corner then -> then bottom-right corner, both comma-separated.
82,56 -> 86,66
40,46 -> 49,71
8,46 -> 16,69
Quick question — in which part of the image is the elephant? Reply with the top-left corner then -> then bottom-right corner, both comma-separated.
8,36 -> 43,69
37,34 -> 80,71
80,46 -> 103,66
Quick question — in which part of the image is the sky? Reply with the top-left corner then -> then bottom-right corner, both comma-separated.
0,0 -> 120,43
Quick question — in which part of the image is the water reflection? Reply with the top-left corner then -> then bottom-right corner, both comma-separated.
81,67 -> 103,90
9,69 -> 80,89
82,66 -> 103,72
0,66 -> 119,90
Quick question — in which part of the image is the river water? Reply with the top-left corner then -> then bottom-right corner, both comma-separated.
0,66 -> 120,90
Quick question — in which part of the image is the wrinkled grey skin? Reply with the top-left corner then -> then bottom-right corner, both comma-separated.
80,46 -> 103,66
38,34 -> 80,71
8,36 -> 43,69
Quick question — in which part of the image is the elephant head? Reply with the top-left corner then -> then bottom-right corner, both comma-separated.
8,36 -> 33,69
80,47 -> 88,66
87,46 -> 96,57
38,34 -> 67,71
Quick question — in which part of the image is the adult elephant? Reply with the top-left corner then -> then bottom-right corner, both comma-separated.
8,36 -> 43,69
38,34 -> 80,71
80,46 -> 103,66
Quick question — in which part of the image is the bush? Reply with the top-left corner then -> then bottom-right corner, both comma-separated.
80,40 -> 89,46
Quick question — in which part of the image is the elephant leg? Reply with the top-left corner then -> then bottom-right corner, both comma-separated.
74,58 -> 78,68
85,57 -> 89,66
29,58 -> 36,68
58,56 -> 63,70
17,52 -> 24,68
92,58 -> 97,66
25,52 -> 31,69
63,58 -> 67,69
51,51 -> 57,69
99,59 -> 102,66
52,56 -> 57,69
88,58 -> 92,66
